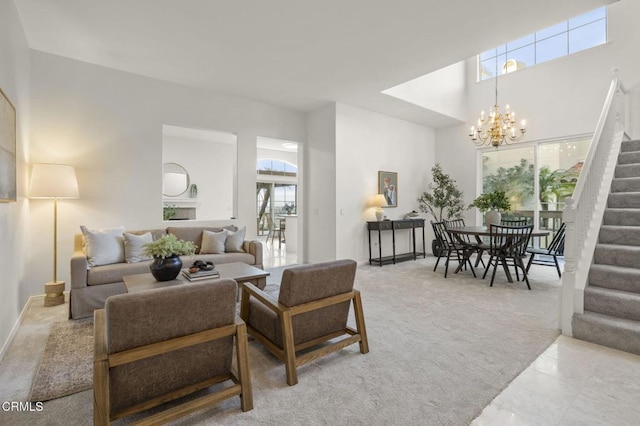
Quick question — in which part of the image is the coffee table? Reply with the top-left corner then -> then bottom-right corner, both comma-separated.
123,262 -> 269,294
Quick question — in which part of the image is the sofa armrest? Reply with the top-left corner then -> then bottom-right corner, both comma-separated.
70,250 -> 89,289
243,240 -> 263,269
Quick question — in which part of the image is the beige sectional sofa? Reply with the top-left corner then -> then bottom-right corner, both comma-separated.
70,225 -> 263,319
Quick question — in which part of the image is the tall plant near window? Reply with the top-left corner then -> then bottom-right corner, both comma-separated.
418,164 -> 466,221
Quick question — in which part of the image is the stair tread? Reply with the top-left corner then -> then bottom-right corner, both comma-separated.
613,176 -> 640,180
575,311 -> 640,331
590,263 -> 640,274
586,285 -> 640,298
596,243 -> 640,250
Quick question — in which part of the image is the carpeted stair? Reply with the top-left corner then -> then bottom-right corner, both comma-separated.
572,139 -> 640,355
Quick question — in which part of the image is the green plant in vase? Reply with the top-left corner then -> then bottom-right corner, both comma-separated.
142,234 -> 197,281
469,191 -> 511,227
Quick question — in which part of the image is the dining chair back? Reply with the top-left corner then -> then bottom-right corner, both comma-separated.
431,221 -> 476,278
483,224 -> 534,289
525,222 -> 566,278
500,218 -> 529,226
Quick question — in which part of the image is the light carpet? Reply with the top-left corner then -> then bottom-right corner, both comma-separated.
1,258 -> 561,425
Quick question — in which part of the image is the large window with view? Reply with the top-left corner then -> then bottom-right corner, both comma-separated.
478,7 -> 607,81
480,138 -> 590,247
256,159 -> 298,236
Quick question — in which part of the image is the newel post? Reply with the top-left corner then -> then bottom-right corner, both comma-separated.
560,197 -> 578,335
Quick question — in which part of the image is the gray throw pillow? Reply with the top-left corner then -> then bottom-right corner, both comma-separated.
200,230 -> 227,254
123,232 -> 153,263
80,226 -> 125,267
225,227 -> 246,253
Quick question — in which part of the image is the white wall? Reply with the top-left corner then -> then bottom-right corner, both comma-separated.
305,103 -> 337,263
436,0 -> 640,224
0,0 -> 30,354
335,103 -> 435,262
27,51 -> 306,300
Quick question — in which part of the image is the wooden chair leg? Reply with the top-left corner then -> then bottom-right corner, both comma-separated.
280,311 -> 298,386
235,321 -> 253,411
353,292 -> 369,354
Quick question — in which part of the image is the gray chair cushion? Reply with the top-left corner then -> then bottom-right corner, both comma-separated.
248,260 -> 357,347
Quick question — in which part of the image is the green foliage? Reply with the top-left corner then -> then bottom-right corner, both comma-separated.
142,234 -> 196,259
417,164 -> 466,221
482,158 -> 579,209
470,191 -> 511,213
282,202 -> 295,214
163,205 -> 177,220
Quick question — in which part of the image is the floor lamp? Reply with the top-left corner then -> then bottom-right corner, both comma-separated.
29,164 -> 79,306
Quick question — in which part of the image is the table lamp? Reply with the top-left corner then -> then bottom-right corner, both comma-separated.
372,194 -> 387,221
29,163 -> 79,306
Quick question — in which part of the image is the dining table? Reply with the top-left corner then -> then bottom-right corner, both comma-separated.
446,226 -> 550,281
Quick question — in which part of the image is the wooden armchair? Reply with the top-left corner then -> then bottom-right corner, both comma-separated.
240,259 -> 369,386
93,279 -> 252,425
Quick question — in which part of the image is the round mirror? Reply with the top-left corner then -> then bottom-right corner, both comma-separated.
163,162 -> 190,197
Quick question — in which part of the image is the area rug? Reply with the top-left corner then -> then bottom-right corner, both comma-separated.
29,318 -> 93,402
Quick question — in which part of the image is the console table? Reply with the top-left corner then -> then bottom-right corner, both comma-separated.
367,219 -> 426,266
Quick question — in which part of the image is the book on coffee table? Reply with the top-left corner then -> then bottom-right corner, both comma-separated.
182,268 -> 220,281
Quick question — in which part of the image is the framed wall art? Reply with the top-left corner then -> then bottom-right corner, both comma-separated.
0,87 -> 16,202
378,171 -> 397,207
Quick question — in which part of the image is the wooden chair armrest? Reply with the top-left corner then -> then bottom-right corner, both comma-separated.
234,315 -> 247,327
240,282 -> 286,314
94,309 -> 107,362
289,291 -> 355,316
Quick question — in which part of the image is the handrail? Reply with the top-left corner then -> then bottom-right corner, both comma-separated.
560,68 -> 628,335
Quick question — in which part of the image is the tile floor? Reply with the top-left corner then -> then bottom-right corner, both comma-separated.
257,234 -> 298,268
472,335 -> 640,425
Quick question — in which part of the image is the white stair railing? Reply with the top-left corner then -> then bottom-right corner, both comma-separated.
560,68 -> 628,334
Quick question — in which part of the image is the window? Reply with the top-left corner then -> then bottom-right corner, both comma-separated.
480,138 -> 590,247
257,159 -> 297,176
478,7 -> 606,81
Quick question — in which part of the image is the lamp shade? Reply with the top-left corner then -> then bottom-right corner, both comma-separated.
372,194 -> 387,207
29,163 -> 79,199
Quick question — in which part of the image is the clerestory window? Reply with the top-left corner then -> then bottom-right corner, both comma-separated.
478,7 -> 607,81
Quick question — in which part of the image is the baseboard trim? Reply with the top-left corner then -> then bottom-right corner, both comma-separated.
0,295 -> 39,363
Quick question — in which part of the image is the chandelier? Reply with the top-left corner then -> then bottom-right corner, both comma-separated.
469,62 -> 526,148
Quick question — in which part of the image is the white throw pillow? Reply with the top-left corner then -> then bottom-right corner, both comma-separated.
200,230 -> 227,254
123,232 -> 153,263
80,226 -> 125,267
225,227 -> 246,253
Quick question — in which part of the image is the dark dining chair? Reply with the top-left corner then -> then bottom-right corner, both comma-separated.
525,222 -> 566,278
431,221 -> 475,278
500,218 -> 530,226
443,219 -> 486,268
482,224 -> 534,289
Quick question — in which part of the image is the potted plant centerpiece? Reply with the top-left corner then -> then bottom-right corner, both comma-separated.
470,190 -> 511,227
142,234 -> 197,281
417,164 -> 467,255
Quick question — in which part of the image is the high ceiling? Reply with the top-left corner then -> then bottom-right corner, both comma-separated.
14,0 -> 613,127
